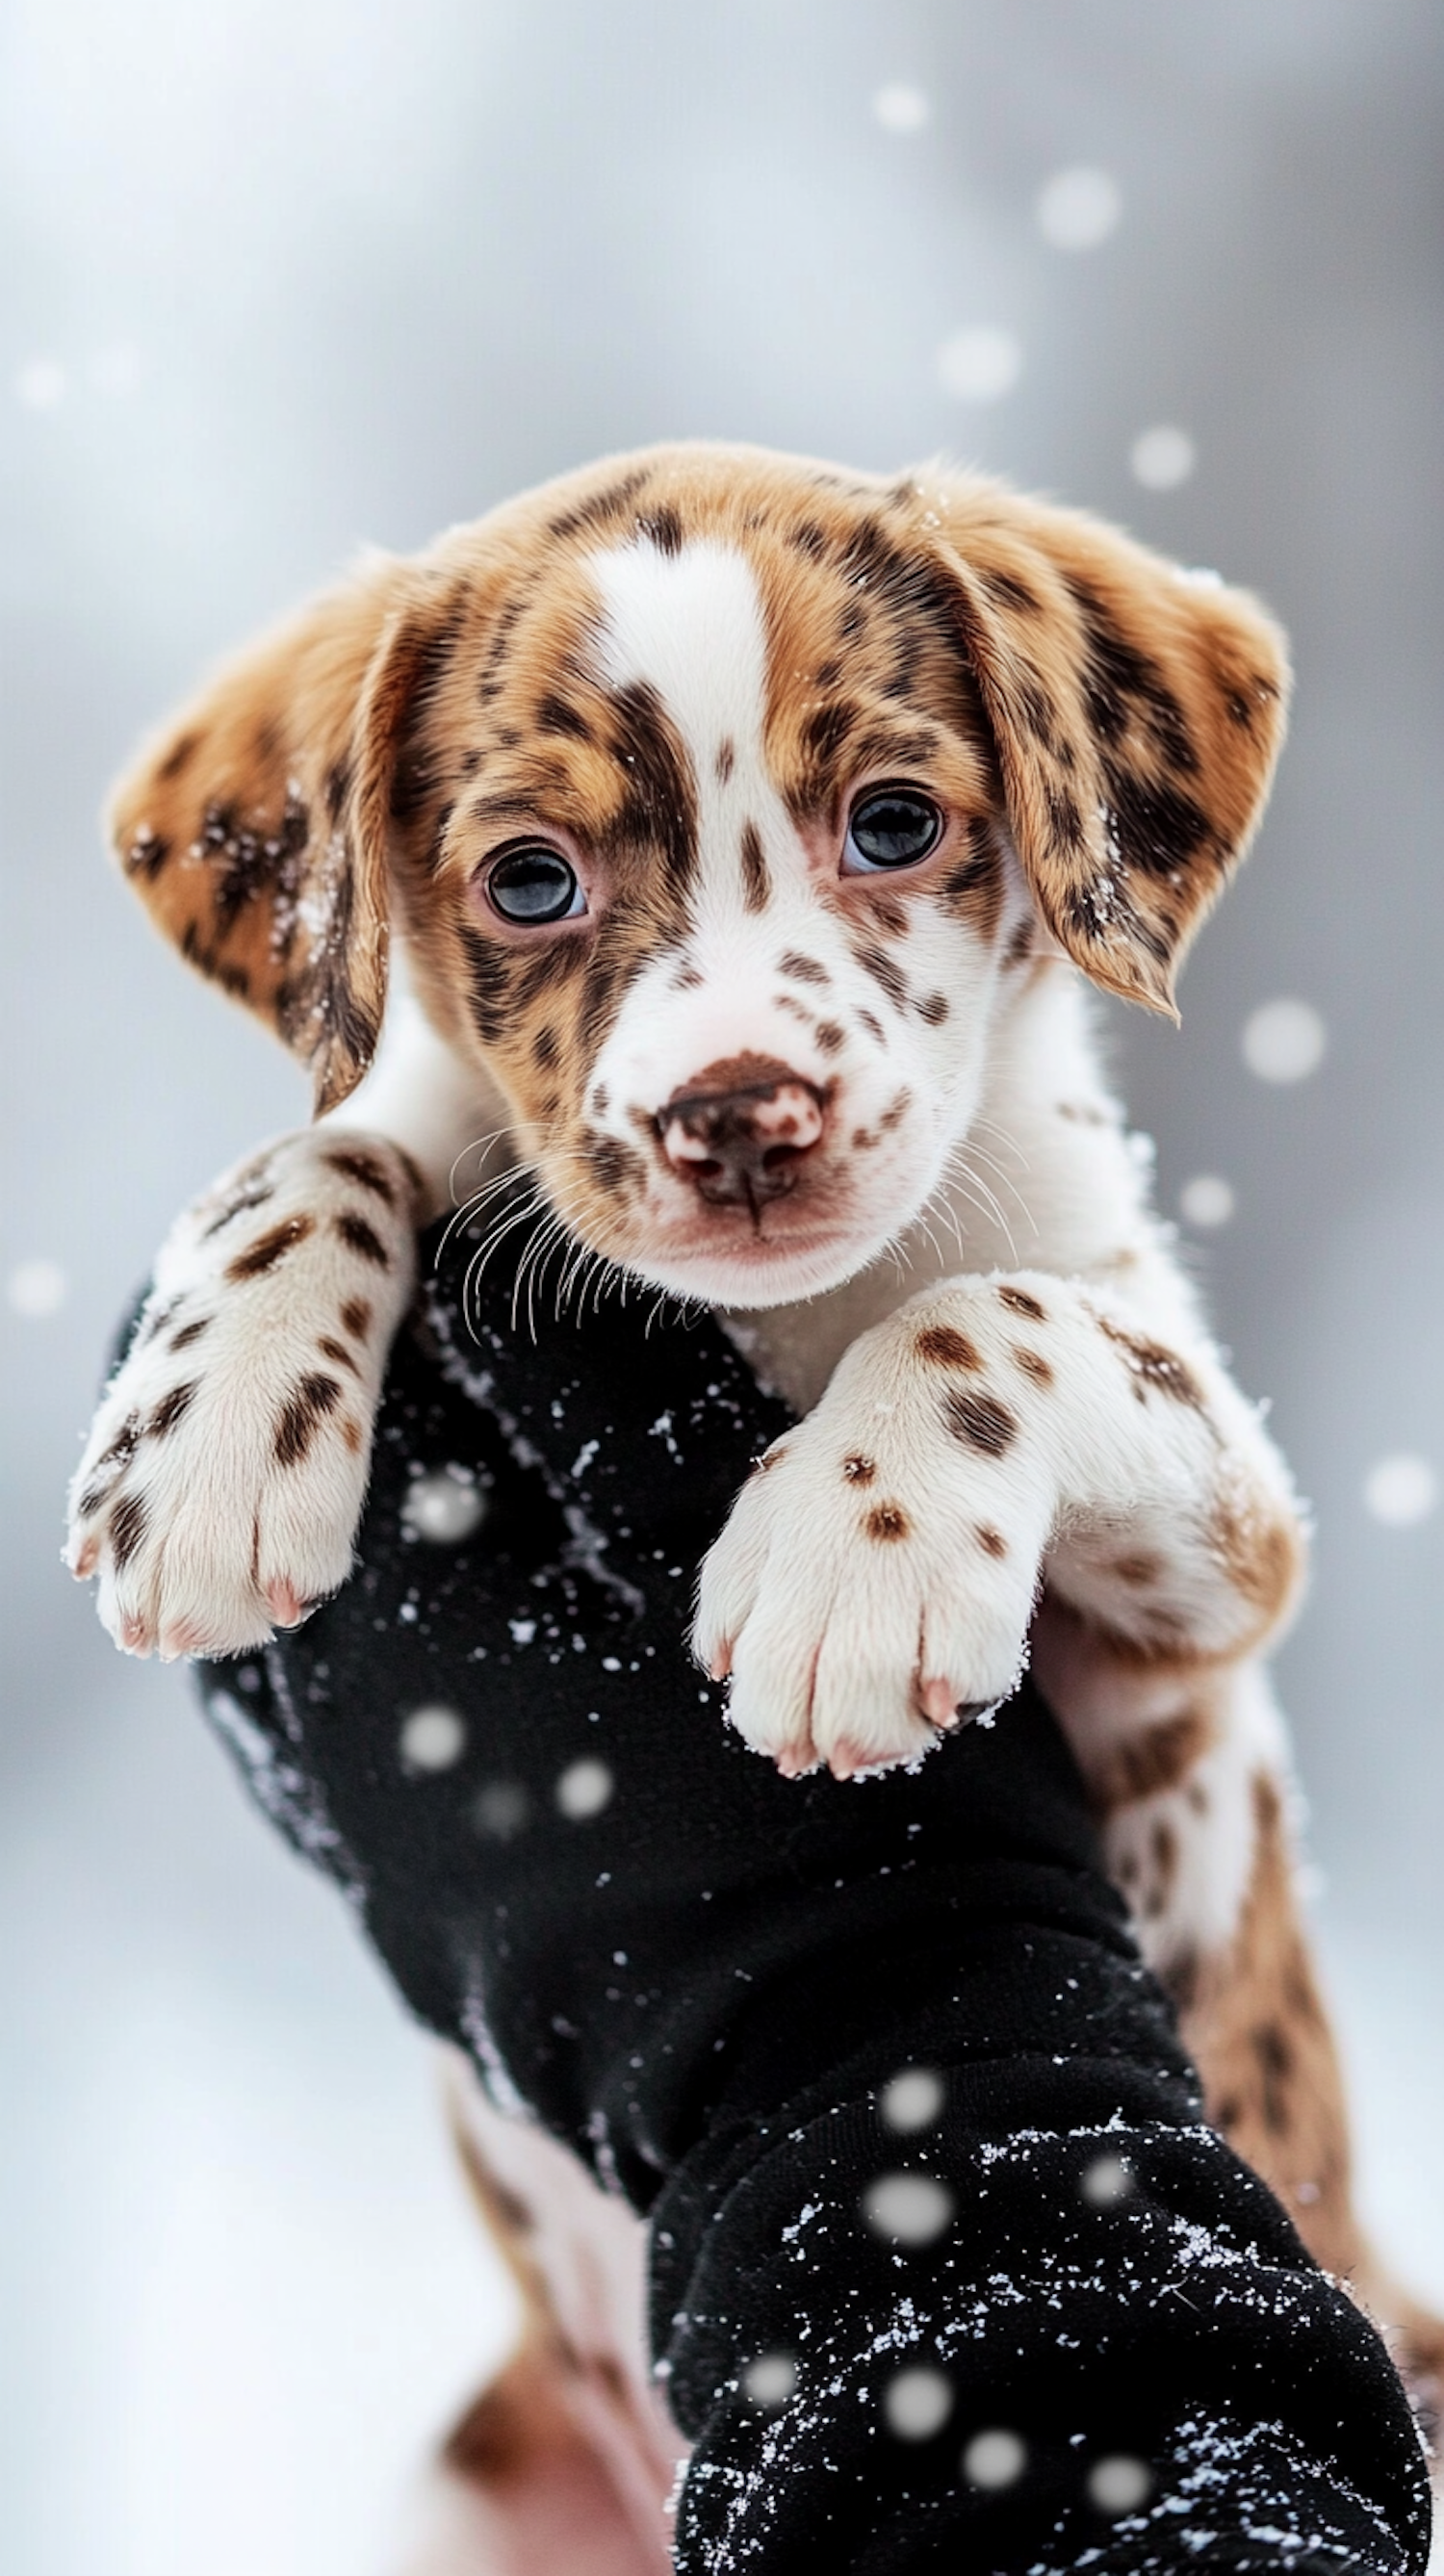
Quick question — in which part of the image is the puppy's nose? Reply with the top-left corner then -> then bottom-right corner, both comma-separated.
659,1056 -> 825,1207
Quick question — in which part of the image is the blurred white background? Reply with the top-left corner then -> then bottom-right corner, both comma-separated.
2,2 -> 1441,2569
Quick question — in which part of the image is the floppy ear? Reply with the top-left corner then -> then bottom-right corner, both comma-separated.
109,552 -> 436,1114
923,478 -> 1291,1013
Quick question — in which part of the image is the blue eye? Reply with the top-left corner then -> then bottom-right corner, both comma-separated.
842,786 -> 943,874
487,843 -> 586,923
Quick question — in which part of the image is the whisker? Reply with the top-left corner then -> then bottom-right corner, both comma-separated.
446,1124 -> 517,1206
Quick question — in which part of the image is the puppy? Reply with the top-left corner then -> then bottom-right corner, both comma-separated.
66,444 -> 1441,2546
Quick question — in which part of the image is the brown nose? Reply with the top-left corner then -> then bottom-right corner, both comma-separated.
659,1055 -> 826,1208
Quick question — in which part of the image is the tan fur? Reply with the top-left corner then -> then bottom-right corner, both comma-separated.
1182,1776 -> 1443,2434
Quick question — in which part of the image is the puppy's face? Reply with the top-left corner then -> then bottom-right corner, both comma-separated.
400,502 -> 1023,1306
110,445 -> 1290,1305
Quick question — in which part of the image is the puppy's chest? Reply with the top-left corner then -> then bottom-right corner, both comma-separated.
716,1215 -> 985,1415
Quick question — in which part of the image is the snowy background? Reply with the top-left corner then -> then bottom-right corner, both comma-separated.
2,2 -> 1442,2570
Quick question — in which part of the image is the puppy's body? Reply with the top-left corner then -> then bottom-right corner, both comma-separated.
68,445 -> 1441,2553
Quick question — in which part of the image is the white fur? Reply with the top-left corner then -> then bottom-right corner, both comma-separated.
67,1129 -> 417,1658
1099,1664 -> 1288,1980
580,534 -> 1022,1307
694,1255 -> 1299,1775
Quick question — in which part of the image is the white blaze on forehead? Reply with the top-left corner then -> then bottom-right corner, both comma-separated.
589,536 -> 768,770
588,535 -> 786,918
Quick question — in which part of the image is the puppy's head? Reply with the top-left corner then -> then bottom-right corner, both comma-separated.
111,445 -> 1288,1305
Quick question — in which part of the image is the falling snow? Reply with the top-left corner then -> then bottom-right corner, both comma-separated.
1036,165 -> 1122,250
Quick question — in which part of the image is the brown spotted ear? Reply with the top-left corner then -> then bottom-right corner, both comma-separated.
921,478 -> 1291,1013
108,553 -> 433,1113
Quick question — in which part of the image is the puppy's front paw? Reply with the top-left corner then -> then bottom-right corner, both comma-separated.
692,1375 -> 1046,1779
67,1133 -> 417,1659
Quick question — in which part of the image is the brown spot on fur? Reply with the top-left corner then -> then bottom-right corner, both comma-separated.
1211,1495 -> 1302,1624
340,1416 -> 363,1454
274,1373 -> 344,1467
813,1019 -> 845,1055
536,691 -> 593,742
603,678 -> 699,889
442,2345 -> 613,2494
318,1334 -> 361,1377
939,843 -> 1005,936
916,1324 -> 981,1369
225,1214 -> 314,1280
148,1382 -> 198,1439
1012,1344 -> 1054,1387
198,1179 -> 276,1241
1113,1551 -> 1164,1585
636,502 -> 684,556
842,1455 -> 876,1484
864,1501 -> 910,1542
169,1317 -> 211,1352
1073,1619 -> 1210,1675
850,941 -> 909,1011
92,1414 -> 142,1474
583,1134 -> 647,1197
715,738 -> 735,784
110,1491 -> 148,1569
997,1285 -> 1046,1321
942,1389 -> 1018,1455
1097,1315 -> 1203,1408
856,1009 -> 887,1044
779,951 -> 829,986
333,1210 -> 391,1268
774,992 -> 815,1027
738,820 -> 768,912
122,824 -> 168,886
322,1146 -> 398,1205
157,730 -> 201,784
915,991 -> 949,1025
979,566 -> 1042,615
1096,1704 -> 1213,1812
340,1297 -> 373,1339
545,466 -> 654,545
976,1524 -> 1008,1558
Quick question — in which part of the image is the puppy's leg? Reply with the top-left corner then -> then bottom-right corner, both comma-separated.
67,1126 -> 422,1656
396,2061 -> 679,2576
696,1268 -> 1305,1778
69,1001 -> 509,1659
1048,1636 -> 1444,2441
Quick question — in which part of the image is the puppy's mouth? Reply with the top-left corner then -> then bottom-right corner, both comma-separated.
590,1074 -> 937,1306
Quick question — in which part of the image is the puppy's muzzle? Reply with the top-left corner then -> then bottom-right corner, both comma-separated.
658,1057 -> 825,1209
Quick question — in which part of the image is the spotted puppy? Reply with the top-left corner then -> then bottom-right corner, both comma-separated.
68,443 -> 1440,2419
